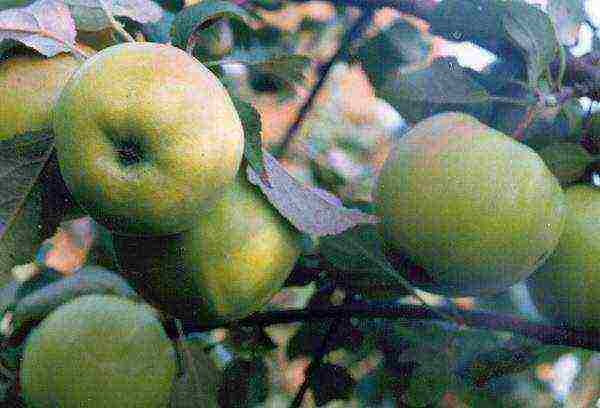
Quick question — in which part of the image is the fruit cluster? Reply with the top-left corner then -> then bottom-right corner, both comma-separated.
374,111 -> 600,330
3,19 -> 600,408
2,41 -> 302,407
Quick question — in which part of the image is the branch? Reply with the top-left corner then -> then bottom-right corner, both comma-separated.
290,319 -> 340,408
275,9 -> 375,157
198,302 -> 600,352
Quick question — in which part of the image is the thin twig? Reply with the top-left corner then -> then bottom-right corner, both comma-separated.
290,319 -> 340,408
275,9 -> 375,157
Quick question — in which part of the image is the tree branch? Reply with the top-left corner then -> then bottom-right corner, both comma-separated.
198,302 -> 600,352
290,319 -> 340,408
275,9 -> 375,157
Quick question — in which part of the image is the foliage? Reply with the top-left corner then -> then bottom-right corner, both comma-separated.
0,0 -> 599,406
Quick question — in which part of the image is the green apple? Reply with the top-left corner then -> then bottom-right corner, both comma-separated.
53,42 -> 244,236
0,46 -> 94,140
528,184 -> 600,329
113,174 -> 302,323
20,294 -> 176,408
375,112 -> 566,296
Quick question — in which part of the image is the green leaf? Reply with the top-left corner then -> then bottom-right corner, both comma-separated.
308,363 -> 356,407
170,335 -> 220,408
376,57 -> 493,124
404,357 -> 453,407
0,132 -> 53,285
247,51 -> 310,89
538,142 -> 594,186
393,57 -> 491,104
357,18 -> 432,89
502,0 -> 559,86
222,49 -> 310,97
321,225 -> 411,300
217,358 -> 269,408
428,0 -> 510,56
320,225 -> 417,299
0,281 -> 18,319
227,326 -> 277,357
170,0 -> 253,52
230,97 -> 264,179
461,340 -> 546,386
286,319 -> 363,360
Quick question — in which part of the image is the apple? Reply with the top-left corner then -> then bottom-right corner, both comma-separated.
20,294 -> 176,408
528,184 -> 600,329
375,112 -> 566,296
113,174 -> 302,322
53,42 -> 244,236
0,45 -> 94,140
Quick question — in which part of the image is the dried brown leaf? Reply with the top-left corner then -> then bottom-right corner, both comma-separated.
0,0 -> 76,57
246,151 -> 377,237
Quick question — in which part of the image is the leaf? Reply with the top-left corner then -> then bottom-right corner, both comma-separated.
286,319 -> 363,360
9,265 -> 138,339
34,216 -> 96,274
0,281 -> 19,318
376,57 -> 494,124
428,0 -> 513,58
230,97 -> 265,179
13,267 -> 63,304
235,50 -> 310,88
0,0 -> 35,10
393,57 -> 491,105
502,0 -> 559,85
0,132 -> 54,284
308,363 -> 356,407
320,225 -> 411,300
404,361 -> 453,408
538,142 -> 594,186
548,0 -> 586,46
357,17 -> 432,89
170,0 -> 252,53
0,0 -> 76,57
142,7 -> 175,44
227,326 -> 277,356
217,357 -> 269,408
63,0 -> 162,32
460,340 -> 544,386
170,335 -> 220,408
246,151 -> 377,237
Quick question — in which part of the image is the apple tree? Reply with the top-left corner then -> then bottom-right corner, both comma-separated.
0,0 -> 599,406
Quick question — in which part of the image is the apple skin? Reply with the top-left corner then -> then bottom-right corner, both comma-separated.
0,46 -> 94,140
53,42 -> 244,236
375,112 -> 566,297
113,174 -> 302,323
20,294 -> 176,408
528,184 -> 600,329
